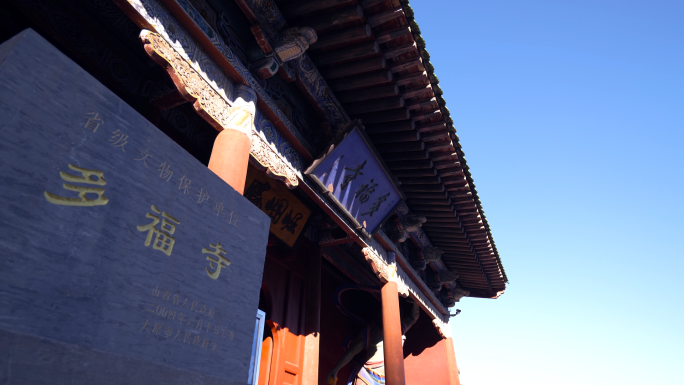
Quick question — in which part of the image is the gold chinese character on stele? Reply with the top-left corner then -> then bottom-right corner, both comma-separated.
44,164 -> 108,207
203,242 -> 231,279
137,205 -> 180,256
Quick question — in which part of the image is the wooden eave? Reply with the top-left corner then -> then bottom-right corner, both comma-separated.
276,0 -> 507,298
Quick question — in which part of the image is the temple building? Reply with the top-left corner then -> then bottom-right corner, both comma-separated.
0,0 -> 507,384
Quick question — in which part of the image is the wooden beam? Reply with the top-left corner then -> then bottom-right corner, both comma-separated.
431,151 -> 460,161
416,121 -> 446,133
422,212 -> 459,218
364,119 -> 414,134
381,150 -> 429,162
386,159 -> 433,170
310,24 -> 372,51
442,176 -> 467,185
337,84 -> 397,103
383,42 -> 417,60
426,141 -> 453,152
306,5 -> 364,33
374,141 -> 424,152
400,184 -> 445,193
396,176 -> 442,185
359,0 -> 388,9
368,8 -> 404,27
315,41 -> 380,66
422,226 -> 464,235
391,168 -> 437,177
435,240 -> 471,246
376,26 -> 412,44
405,197 -> 452,207
355,108 -> 410,123
396,71 -> 428,86
407,97 -> 438,111
434,160 -> 460,169
345,96 -> 404,114
390,58 -> 425,74
439,168 -> 465,177
421,131 -> 449,142
402,84 -> 432,100
330,70 -> 393,92
412,110 -> 442,122
321,57 -> 386,79
430,232 -> 466,240
281,0 -> 356,18
407,204 -> 452,212
404,192 -> 448,200
368,130 -> 418,143
422,221 -> 462,228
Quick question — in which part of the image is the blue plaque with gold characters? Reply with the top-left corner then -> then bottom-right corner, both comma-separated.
0,29 -> 270,384
305,120 -> 405,237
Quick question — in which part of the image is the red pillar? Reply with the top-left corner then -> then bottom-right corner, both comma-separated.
381,281 -> 406,385
208,84 -> 255,195
303,247 -> 322,384
444,337 -> 461,385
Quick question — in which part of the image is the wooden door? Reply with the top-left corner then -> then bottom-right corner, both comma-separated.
262,252 -> 308,385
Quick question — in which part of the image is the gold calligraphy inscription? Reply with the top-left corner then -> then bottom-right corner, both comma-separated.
213,201 -> 224,216
196,188 -> 209,204
178,176 -> 191,194
151,287 -> 214,317
158,162 -> 173,182
203,242 -> 231,280
134,149 -> 152,168
44,164 -> 109,206
141,287 -> 228,351
84,112 -> 104,133
109,130 -> 129,152
227,211 -> 238,227
137,205 -> 180,256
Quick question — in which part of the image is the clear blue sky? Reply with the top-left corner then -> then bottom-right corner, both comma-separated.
410,1 -> 684,384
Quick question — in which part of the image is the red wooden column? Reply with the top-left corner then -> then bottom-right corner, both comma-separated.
302,247 -> 322,384
381,281 -> 406,385
208,84 -> 256,194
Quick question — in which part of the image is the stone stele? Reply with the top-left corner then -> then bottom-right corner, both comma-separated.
0,29 -> 270,384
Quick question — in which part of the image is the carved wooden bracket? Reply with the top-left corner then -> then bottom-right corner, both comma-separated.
140,30 -> 299,188
362,245 -> 453,339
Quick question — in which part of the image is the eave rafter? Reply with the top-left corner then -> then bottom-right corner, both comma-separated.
271,0 -> 506,298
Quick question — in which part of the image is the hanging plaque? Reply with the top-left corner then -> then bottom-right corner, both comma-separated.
305,120 -> 405,236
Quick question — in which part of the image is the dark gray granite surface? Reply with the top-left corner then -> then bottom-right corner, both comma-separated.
0,29 -> 269,384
